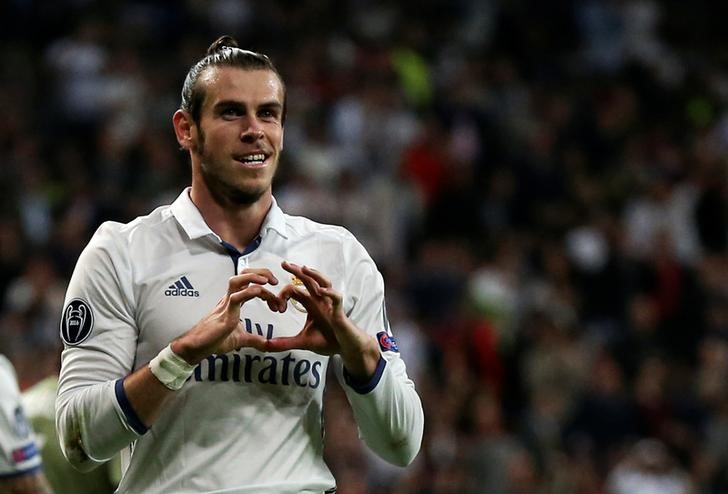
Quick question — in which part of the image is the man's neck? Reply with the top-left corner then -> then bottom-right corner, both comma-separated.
189,185 -> 272,252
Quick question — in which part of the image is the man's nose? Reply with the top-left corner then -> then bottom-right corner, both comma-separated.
241,120 -> 264,143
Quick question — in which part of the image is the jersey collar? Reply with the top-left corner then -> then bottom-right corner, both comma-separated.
170,187 -> 288,241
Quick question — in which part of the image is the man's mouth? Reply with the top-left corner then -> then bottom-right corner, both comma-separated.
234,152 -> 269,167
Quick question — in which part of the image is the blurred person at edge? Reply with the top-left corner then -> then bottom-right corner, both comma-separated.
55,35 -> 423,494
21,348 -> 120,494
606,439 -> 694,494
0,354 -> 53,494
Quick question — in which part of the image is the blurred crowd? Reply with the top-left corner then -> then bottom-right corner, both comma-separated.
3,0 -> 728,493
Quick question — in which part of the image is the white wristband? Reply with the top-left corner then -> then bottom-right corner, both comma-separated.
149,344 -> 196,391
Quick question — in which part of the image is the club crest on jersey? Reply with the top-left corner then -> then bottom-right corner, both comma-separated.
60,298 -> 94,346
289,276 -> 307,313
377,331 -> 399,352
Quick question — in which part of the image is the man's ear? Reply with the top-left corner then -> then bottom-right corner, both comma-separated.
172,110 -> 194,150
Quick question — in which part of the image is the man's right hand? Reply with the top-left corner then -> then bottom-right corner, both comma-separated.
123,268 -> 286,427
170,268 -> 285,365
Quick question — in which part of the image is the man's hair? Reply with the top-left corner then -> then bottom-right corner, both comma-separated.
180,35 -> 285,124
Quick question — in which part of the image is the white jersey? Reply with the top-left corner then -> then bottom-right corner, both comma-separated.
56,188 -> 423,494
0,355 -> 42,478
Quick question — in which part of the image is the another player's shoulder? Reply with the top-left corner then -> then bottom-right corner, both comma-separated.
21,377 -> 57,419
0,354 -> 19,392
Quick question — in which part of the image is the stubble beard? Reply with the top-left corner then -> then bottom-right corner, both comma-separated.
196,128 -> 269,208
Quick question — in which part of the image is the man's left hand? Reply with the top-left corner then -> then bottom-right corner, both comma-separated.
264,261 -> 380,380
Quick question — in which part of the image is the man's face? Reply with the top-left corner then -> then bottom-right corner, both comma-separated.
190,67 -> 285,206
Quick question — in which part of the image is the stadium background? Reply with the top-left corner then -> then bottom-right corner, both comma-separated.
2,1 -> 728,492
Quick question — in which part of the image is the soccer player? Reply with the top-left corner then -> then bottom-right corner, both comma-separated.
22,374 -> 119,494
56,35 -> 424,494
0,355 -> 53,494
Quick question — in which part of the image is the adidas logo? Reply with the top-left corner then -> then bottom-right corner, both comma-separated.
164,276 -> 200,297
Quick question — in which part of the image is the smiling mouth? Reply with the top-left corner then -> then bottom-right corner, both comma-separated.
234,152 -> 269,167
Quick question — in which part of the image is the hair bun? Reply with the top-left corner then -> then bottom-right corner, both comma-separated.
207,35 -> 239,55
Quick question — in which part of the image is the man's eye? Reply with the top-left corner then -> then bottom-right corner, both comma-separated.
259,109 -> 277,119
222,108 -> 242,118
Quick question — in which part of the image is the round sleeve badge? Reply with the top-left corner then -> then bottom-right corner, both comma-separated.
60,299 -> 95,346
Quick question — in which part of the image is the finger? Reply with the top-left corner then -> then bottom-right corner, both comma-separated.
259,288 -> 287,313
229,269 -> 279,291
264,288 -> 288,313
264,334 -> 305,353
281,260 -> 298,274
240,268 -> 279,285
281,261 -> 321,296
265,293 -> 287,313
281,282 -> 339,308
318,286 -> 343,308
229,285 -> 284,312
232,328 -> 269,351
301,265 -> 332,288
228,274 -> 268,296
281,261 -> 308,286
266,331 -> 333,354
282,283 -> 327,314
278,284 -> 310,308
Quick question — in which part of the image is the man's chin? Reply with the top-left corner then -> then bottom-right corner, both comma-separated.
213,183 -> 267,207
226,188 -> 266,206
202,174 -> 268,207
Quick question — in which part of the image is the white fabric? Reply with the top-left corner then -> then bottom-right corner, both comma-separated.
0,355 -> 42,476
149,345 -> 196,391
56,188 -> 423,493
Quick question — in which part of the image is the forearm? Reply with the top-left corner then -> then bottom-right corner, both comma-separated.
0,472 -> 54,494
58,342 -> 197,470
335,317 -> 381,380
121,365 -> 177,428
341,357 -> 424,466
56,379 -> 140,472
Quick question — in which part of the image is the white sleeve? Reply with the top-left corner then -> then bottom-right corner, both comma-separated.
0,356 -> 42,477
334,237 -> 424,467
55,223 -> 145,472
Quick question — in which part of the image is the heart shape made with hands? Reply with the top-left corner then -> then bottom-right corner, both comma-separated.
174,260 -> 355,367
238,261 -> 340,315
235,260 -> 347,356
183,260 -> 378,378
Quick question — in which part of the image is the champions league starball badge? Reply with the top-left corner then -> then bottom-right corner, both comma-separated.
289,276 -> 307,313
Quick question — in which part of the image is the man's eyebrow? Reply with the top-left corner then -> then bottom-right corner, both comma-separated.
213,100 -> 283,110
214,100 -> 245,110
258,101 -> 283,112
